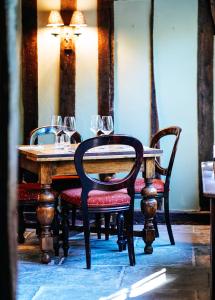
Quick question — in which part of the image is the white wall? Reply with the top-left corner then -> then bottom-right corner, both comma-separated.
76,0 -> 98,141
37,0 -> 61,126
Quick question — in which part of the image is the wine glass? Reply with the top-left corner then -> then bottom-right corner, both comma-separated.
90,115 -> 103,136
101,116 -> 114,135
63,116 -> 76,144
51,115 -> 62,144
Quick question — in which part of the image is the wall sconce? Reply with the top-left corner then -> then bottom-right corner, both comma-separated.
69,10 -> 87,37
47,10 -> 87,38
46,10 -> 64,37
47,10 -> 87,55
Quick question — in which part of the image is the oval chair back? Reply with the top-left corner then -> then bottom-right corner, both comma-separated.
74,135 -> 144,197
30,125 -> 81,145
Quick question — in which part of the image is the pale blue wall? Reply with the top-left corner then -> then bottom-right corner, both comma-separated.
114,0 -> 151,146
114,0 -> 199,210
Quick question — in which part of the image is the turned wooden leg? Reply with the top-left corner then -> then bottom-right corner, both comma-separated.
37,184 -> 55,263
141,178 -> 157,254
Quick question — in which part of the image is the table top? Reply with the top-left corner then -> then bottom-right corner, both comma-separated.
18,144 -> 163,162
201,161 -> 215,198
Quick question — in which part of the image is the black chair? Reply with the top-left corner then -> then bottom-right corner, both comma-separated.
135,126 -> 182,245
18,126 -> 81,245
60,135 -> 144,269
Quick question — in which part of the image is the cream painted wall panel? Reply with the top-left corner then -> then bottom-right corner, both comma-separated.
76,0 -> 98,140
37,0 -> 61,127
114,0 -> 151,146
154,0 -> 198,210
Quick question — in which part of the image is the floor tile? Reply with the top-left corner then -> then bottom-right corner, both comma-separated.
17,225 -> 211,300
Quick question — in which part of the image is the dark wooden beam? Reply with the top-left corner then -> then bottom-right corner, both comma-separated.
22,0 -> 38,143
198,0 -> 214,210
210,0 -> 215,30
150,0 -> 159,139
60,0 -> 77,117
0,0 -> 20,299
97,0 -> 114,118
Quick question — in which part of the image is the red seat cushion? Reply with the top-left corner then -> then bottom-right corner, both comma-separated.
18,183 -> 41,201
18,183 -> 57,201
134,178 -> 164,193
52,175 -> 79,181
18,183 -> 42,190
61,188 -> 131,208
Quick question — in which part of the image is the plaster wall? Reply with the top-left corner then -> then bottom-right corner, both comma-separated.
76,0 -> 98,141
154,0 -> 198,210
114,0 -> 199,210
37,0 -> 61,126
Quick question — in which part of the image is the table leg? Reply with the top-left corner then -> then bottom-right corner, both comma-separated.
141,158 -> 157,254
210,199 -> 215,300
37,184 -> 55,263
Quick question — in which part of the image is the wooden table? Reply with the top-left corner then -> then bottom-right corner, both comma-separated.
19,144 -> 162,263
201,161 -> 215,300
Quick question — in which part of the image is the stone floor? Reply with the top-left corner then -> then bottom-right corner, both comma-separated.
17,225 -> 210,300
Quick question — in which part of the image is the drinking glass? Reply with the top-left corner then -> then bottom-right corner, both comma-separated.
101,116 -> 114,135
51,115 -> 62,144
90,115 -> 103,136
63,116 -> 76,144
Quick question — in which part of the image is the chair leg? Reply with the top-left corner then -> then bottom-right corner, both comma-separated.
104,213 -> 110,240
82,209 -> 91,269
125,210 -> 135,266
95,213 -> 101,239
36,222 -> 41,238
164,194 -> 175,245
117,212 -> 126,252
153,213 -> 159,238
110,213 -> 117,230
71,208 -> 77,228
62,203 -> 70,257
52,211 -> 60,256
17,206 -> 25,244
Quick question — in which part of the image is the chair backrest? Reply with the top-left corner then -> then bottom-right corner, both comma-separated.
74,135 -> 144,197
150,126 -> 182,190
29,125 -> 81,145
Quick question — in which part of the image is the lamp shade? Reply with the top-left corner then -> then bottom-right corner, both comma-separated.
69,11 -> 87,27
47,10 -> 64,27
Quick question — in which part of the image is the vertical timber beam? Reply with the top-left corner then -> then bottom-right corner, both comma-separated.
198,0 -> 214,210
150,0 -> 159,139
97,0 -> 114,118
0,0 -> 20,299
210,0 -> 215,29
22,0 -> 38,143
60,0 -> 77,117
